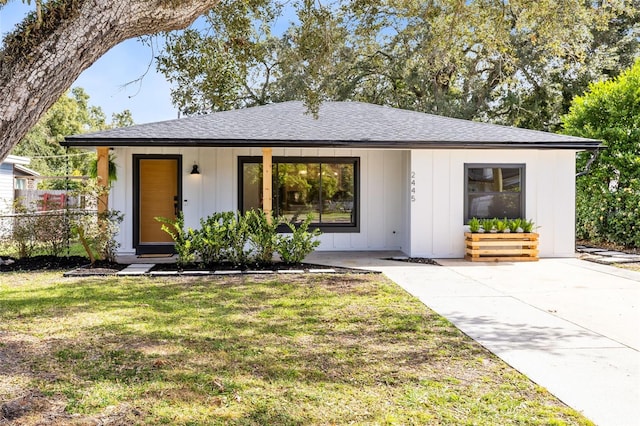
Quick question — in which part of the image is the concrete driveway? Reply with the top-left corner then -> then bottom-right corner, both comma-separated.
307,252 -> 640,426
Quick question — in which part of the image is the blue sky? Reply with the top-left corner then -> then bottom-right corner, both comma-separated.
1,2 -> 179,124
1,2 -> 298,125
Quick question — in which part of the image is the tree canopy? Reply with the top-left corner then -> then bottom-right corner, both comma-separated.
11,87 -> 133,181
1,0 -> 638,165
563,60 -> 640,247
157,0 -> 640,130
0,0 -> 219,162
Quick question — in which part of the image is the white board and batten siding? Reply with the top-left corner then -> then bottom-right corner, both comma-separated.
408,149 -> 577,258
111,147 -> 577,258
110,147 -> 408,255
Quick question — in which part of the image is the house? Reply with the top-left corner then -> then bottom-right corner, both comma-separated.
62,101 -> 601,258
0,155 -> 39,213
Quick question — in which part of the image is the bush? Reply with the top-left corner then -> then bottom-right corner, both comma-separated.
194,211 -> 252,267
246,209 -> 280,265
158,210 -> 323,267
575,177 -> 640,248
156,212 -> 196,267
11,214 -> 38,258
225,212 -> 252,266
277,214 -> 322,264
70,183 -> 123,264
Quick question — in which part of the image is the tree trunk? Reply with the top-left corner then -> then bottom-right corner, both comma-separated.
0,0 -> 219,161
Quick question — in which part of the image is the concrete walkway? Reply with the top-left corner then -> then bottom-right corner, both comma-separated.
306,252 -> 640,426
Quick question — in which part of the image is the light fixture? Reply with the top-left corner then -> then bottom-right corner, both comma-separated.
190,163 -> 200,175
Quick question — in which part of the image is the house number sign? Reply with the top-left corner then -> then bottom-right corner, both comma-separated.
410,171 -> 416,202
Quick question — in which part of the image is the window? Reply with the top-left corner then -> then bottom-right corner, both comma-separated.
240,157 -> 359,232
465,164 -> 525,222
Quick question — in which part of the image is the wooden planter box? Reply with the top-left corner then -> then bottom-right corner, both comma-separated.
465,232 -> 539,262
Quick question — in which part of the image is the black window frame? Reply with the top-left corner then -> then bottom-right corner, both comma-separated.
464,163 -> 525,223
239,156 -> 360,233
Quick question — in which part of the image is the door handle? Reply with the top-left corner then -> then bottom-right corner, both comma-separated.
173,195 -> 179,216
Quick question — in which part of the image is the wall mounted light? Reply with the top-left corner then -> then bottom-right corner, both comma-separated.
190,163 -> 200,175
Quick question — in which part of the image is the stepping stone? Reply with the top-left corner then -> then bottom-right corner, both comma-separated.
577,247 -> 603,253
213,270 -> 242,275
117,264 -> 155,276
592,250 -> 628,256
609,253 -> 640,259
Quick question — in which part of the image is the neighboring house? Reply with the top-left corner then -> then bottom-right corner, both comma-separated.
0,155 -> 39,213
62,101 -> 601,258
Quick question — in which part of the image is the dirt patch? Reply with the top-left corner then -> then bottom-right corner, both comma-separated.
0,391 -> 142,425
577,240 -> 639,254
0,332 -> 142,425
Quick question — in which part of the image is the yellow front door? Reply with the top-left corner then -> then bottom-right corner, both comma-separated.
139,158 -> 178,245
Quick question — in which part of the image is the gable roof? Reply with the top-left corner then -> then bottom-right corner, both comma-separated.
63,101 -> 601,150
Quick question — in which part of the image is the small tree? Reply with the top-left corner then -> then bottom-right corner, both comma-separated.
70,183 -> 123,264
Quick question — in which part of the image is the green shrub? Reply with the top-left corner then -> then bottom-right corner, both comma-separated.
11,213 -> 38,258
33,212 -> 68,257
158,210 -> 323,267
156,212 -> 195,267
74,209 -> 123,264
246,209 -> 280,265
579,179 -> 640,248
195,212 -> 233,266
277,215 -> 322,264
225,212 -> 252,266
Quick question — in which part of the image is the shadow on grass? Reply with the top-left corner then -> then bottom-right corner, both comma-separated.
0,274 -> 588,425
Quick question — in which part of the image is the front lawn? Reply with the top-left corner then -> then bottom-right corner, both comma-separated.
0,272 -> 592,425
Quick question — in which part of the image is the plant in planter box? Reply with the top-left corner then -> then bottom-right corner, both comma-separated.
496,218 -> 509,233
479,218 -> 494,233
508,218 -> 522,233
522,219 -> 536,233
468,217 -> 481,233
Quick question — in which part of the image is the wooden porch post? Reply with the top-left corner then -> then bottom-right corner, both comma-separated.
262,148 -> 272,222
96,147 -> 109,214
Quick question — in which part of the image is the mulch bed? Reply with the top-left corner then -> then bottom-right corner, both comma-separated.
149,262 -> 375,274
0,256 -> 125,273
0,255 -> 374,275
576,240 -> 639,255
383,257 -> 440,265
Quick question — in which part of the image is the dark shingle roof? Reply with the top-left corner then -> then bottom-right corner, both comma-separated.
63,101 -> 600,149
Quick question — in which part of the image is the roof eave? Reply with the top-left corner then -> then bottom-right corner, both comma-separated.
61,138 -> 603,150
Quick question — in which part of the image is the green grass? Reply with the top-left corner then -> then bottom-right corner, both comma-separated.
0,240 -> 87,258
0,272 -> 593,425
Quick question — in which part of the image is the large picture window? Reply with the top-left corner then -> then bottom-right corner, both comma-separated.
465,164 -> 525,222
240,157 -> 359,232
